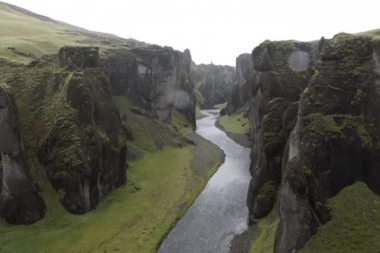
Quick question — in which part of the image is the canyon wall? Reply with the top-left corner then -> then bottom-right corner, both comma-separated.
225,53 -> 254,114
192,63 -> 235,108
247,34 -> 380,252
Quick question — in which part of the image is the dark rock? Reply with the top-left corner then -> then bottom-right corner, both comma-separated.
105,46 -> 196,128
276,34 -> 380,252
59,46 -> 100,69
247,40 -> 317,225
0,84 -> 46,224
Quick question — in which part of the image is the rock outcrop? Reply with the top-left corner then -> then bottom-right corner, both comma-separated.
0,46 -> 128,216
105,45 -> 196,128
192,63 -> 235,108
225,53 -> 254,114
0,84 -> 46,224
247,40 -> 316,222
247,34 -> 380,252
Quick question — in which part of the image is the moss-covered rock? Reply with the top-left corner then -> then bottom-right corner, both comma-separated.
0,83 -> 46,224
276,34 -> 380,252
248,40 -> 317,224
0,47 -> 128,215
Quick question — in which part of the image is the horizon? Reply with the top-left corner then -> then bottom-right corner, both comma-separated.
2,0 -> 380,65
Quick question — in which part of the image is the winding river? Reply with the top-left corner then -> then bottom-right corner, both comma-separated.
157,110 -> 251,253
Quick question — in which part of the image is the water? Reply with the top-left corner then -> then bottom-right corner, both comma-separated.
157,110 -> 251,253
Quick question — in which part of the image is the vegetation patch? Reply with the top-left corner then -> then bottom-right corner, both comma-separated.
300,182 -> 380,253
219,111 -> 249,134
249,205 -> 279,253
214,102 -> 227,109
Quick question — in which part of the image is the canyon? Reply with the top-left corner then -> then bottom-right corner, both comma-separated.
1,1 -> 380,253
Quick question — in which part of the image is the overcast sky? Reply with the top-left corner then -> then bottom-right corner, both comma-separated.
4,0 -> 380,65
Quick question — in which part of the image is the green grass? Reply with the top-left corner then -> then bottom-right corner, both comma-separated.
214,102 -> 227,109
0,147 -> 220,253
219,111 -> 249,134
300,182 -> 380,253
249,206 -> 279,253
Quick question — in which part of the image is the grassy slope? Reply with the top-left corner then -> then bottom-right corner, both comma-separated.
0,1 -> 131,63
300,182 -> 380,253
219,111 -> 249,134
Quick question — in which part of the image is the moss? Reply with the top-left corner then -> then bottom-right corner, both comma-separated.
219,110 -> 249,134
196,105 -> 204,119
214,102 -> 227,109
304,114 -> 372,147
300,182 -> 380,253
256,181 -> 277,202
249,204 -> 280,253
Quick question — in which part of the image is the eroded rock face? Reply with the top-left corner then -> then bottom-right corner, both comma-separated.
39,62 -> 128,214
0,84 -> 45,224
106,46 -> 196,128
276,34 -> 380,252
225,53 -> 254,114
248,40 -> 316,221
192,63 -> 235,108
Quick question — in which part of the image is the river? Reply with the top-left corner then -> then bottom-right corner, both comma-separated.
157,110 -> 252,253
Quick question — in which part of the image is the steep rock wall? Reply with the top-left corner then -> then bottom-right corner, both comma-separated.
0,46 -> 128,215
247,34 -> 380,253
0,84 -> 46,224
192,63 -> 235,108
277,34 -> 380,252
105,46 -> 196,128
247,40 -> 317,221
225,53 -> 254,114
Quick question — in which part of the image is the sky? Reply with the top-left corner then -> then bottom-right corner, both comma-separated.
3,0 -> 380,65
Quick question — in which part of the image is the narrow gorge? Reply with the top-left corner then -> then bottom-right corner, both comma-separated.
1,1 -> 380,253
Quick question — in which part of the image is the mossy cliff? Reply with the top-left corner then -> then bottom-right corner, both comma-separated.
191,63 -> 235,108
0,83 -> 46,224
0,46 -> 128,217
247,33 -> 380,252
247,40 -> 317,222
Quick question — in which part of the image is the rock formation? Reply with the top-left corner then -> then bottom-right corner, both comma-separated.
105,45 -> 196,128
0,46 -> 128,217
0,83 -> 46,224
192,63 -> 235,108
225,53 -> 254,114
247,33 -> 380,252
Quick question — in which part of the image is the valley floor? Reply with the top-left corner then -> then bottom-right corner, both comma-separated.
0,135 -> 224,253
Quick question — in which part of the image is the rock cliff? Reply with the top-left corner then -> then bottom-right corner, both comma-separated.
247,34 -> 380,252
105,45 -> 196,128
192,63 -> 235,108
0,83 -> 46,224
225,53 -> 254,114
0,46 -> 128,217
